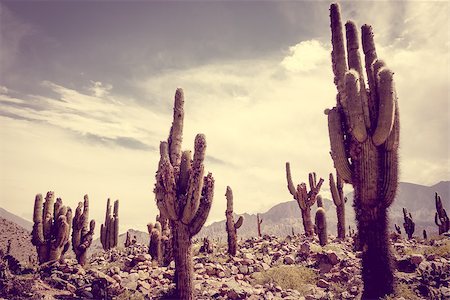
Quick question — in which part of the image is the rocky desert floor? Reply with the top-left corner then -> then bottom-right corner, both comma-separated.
0,232 -> 449,300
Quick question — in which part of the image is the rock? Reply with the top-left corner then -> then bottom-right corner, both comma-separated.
261,262 -> 270,271
317,279 -> 330,288
326,251 -> 339,265
238,265 -> 249,275
284,255 -> 295,265
410,254 -> 424,265
397,257 -> 417,273
318,262 -> 333,274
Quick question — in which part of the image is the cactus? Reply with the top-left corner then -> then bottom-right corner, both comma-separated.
31,192 -> 72,264
394,224 -> 401,235
316,195 -> 324,208
155,213 -> 173,266
72,195 -> 95,266
329,172 -> 347,239
326,3 -> 400,298
225,186 -> 244,256
154,88 -> 214,300
315,208 -> 328,246
100,199 -> 119,251
423,229 -> 427,240
285,163 -> 324,236
148,221 -> 162,263
199,237 -> 213,254
257,213 -> 263,237
402,208 -> 415,239
125,231 -> 131,247
434,192 -> 449,235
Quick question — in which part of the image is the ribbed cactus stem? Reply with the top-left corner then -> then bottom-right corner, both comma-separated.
31,192 -> 71,264
327,4 -> 399,299
434,192 -> 449,235
315,208 -> 328,246
100,199 -> 119,251
285,163 -> 324,236
257,214 -> 263,237
225,186 -> 244,256
402,208 -> 415,239
329,172 -> 346,239
72,195 -> 95,266
154,88 -> 214,300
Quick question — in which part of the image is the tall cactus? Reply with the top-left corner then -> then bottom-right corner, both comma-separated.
154,88 -> 214,300
225,186 -> 244,256
329,172 -> 347,239
72,195 -> 95,266
31,192 -> 72,264
100,199 -> 119,251
402,208 -> 415,239
434,192 -> 449,234
326,3 -> 399,299
257,213 -> 263,237
315,208 -> 328,246
286,163 -> 324,236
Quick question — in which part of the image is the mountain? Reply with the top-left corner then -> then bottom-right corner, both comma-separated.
0,207 -> 33,231
0,217 -> 37,263
198,181 -> 450,240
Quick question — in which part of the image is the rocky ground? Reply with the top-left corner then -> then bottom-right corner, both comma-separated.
0,232 -> 449,300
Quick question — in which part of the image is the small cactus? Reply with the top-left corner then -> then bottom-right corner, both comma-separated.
31,192 -> 72,264
315,208 -> 328,246
316,195 -> 324,208
329,172 -> 347,239
285,163 -> 324,236
403,208 -> 415,239
394,224 -> 401,235
434,192 -> 449,235
72,195 -> 95,266
257,213 -> 263,237
225,186 -> 244,256
100,199 -> 119,251
423,229 -> 427,240
148,222 -> 162,263
199,237 -> 213,254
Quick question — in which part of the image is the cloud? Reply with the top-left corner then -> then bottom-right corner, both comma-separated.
281,40 -> 329,72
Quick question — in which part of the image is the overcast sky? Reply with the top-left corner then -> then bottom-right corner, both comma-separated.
0,1 -> 448,234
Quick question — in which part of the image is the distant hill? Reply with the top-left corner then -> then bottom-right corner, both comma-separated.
0,207 -> 33,231
0,217 -> 36,263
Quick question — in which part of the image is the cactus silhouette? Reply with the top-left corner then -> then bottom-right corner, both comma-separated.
257,213 -> 263,237
100,199 -> 119,251
402,208 -> 415,239
286,163 -> 324,236
423,229 -> 427,240
434,192 -> 449,235
329,172 -> 347,239
154,88 -> 214,300
315,208 -> 328,246
31,192 -> 72,264
72,195 -> 95,266
394,224 -> 401,235
326,3 -> 399,298
225,186 -> 243,256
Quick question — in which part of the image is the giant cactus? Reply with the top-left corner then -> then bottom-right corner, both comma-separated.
100,199 -> 119,251
329,172 -> 347,239
154,88 -> 214,300
315,208 -> 328,246
325,4 -> 399,299
402,208 -> 415,239
72,195 -> 95,266
434,192 -> 449,234
286,163 -> 324,236
225,186 -> 244,256
31,192 -> 72,264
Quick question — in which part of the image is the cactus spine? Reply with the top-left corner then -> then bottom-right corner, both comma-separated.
100,199 -> 119,251
72,195 -> 95,266
315,208 -> 328,246
154,88 -> 214,300
286,163 -> 324,236
402,208 -> 415,239
257,213 -> 263,237
225,186 -> 243,256
326,3 -> 399,298
329,172 -> 347,239
31,192 -> 72,264
434,192 -> 449,235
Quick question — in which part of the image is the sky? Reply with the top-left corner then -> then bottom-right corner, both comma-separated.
0,1 -> 449,234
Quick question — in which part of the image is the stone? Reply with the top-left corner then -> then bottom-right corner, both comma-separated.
284,255 -> 295,265
317,279 -> 330,288
410,254 -> 424,265
238,265 -> 249,275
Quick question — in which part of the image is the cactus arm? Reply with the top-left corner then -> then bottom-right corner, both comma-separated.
435,212 -> 441,226
189,173 -> 214,237
345,70 -> 367,142
326,108 -> 352,183
285,162 -> 297,196
373,68 -> 396,146
156,142 -> 178,220
308,173 -> 316,190
234,216 -> 243,229
330,3 -> 348,95
43,192 -> 55,240
178,151 -> 192,195
330,173 -> 342,206
182,134 -> 206,224
168,88 -> 184,170
32,194 -> 45,246
297,184 -> 307,210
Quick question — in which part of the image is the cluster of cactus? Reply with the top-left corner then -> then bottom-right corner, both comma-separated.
72,195 -> 95,266
285,163 -> 324,236
434,192 -> 449,234
154,88 -> 214,300
402,208 -> 415,239
199,237 -> 213,254
257,214 -> 263,237
124,231 -> 137,247
326,3 -> 400,298
100,199 -> 119,251
315,208 -> 328,246
329,172 -> 347,239
394,224 -> 402,235
225,186 -> 244,256
31,192 -> 71,264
